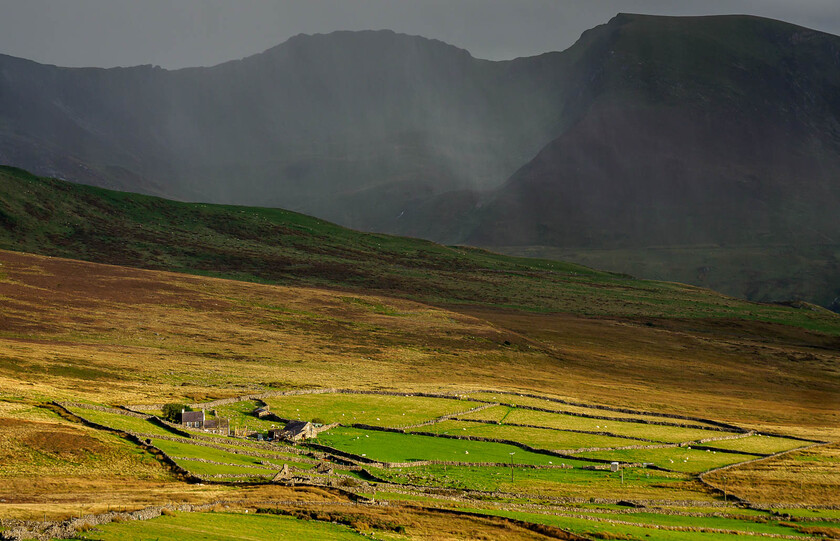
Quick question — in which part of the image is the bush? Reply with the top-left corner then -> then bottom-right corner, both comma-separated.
162,403 -> 190,423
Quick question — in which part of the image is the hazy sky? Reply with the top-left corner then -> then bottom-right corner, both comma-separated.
1,0 -> 839,68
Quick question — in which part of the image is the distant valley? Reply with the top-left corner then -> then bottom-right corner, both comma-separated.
1,13 -> 838,308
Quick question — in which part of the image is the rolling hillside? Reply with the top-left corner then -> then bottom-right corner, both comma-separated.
1,165 -> 838,337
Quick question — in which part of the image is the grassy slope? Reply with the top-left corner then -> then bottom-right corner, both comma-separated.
75,511 -> 368,541
1,165 -> 839,333
1,167 -> 839,531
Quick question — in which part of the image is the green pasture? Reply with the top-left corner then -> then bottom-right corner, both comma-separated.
610,512 -> 814,536
703,435 -> 808,455
371,463 -> 692,498
175,459 -> 277,477
263,393 -> 477,427
210,400 -> 283,434
72,511 -> 367,540
463,508 -> 785,541
150,438 -> 276,468
576,446 -> 757,473
212,440 -> 306,460
69,408 -> 178,437
412,419 -> 640,450
458,407 -> 733,444
313,426 -> 559,465
774,508 -> 840,520
464,393 -> 722,427
673,507 -> 773,518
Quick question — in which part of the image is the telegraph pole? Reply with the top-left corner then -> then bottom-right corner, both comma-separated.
509,452 -> 515,483
723,475 -> 727,502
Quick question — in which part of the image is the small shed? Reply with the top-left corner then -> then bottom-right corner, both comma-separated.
254,406 -> 271,418
181,410 -> 205,429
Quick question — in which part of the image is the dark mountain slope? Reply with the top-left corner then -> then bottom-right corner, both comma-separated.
458,14 -> 840,306
0,31 -> 569,226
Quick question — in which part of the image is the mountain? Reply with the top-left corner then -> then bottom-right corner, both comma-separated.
0,30 -> 568,222
456,14 -> 840,308
0,14 -> 839,308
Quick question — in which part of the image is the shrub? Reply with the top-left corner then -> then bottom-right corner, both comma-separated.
162,403 -> 190,423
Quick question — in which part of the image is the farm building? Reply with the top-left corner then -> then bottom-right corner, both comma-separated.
181,410 -> 205,429
279,420 -> 316,442
203,417 -> 230,435
253,405 -> 271,418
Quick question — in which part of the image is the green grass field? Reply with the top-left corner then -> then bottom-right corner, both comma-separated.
69,408 -> 180,437
464,393 -> 724,427
150,438 -> 275,468
411,419 -> 642,450
459,407 -> 734,443
463,508 -> 796,541
73,511 -> 368,540
703,435 -> 808,455
263,393 -> 479,427
174,460 -> 277,477
371,463 -> 692,497
210,440 -> 303,459
576,447 -> 758,473
313,426 -> 559,465
211,400 -> 284,434
604,511 -> 814,536
774,508 -> 840,519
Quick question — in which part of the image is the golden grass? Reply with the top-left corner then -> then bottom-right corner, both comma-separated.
704,443 -> 840,505
0,249 -> 838,525
459,308 -> 840,438
0,250 -> 535,405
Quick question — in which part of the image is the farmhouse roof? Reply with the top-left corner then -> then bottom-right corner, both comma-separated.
284,420 -> 312,434
181,410 -> 204,423
204,418 -> 228,429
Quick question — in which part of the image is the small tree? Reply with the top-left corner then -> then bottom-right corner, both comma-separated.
162,403 -> 190,423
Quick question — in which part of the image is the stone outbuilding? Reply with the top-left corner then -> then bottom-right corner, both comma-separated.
280,420 -> 316,442
203,417 -> 230,435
